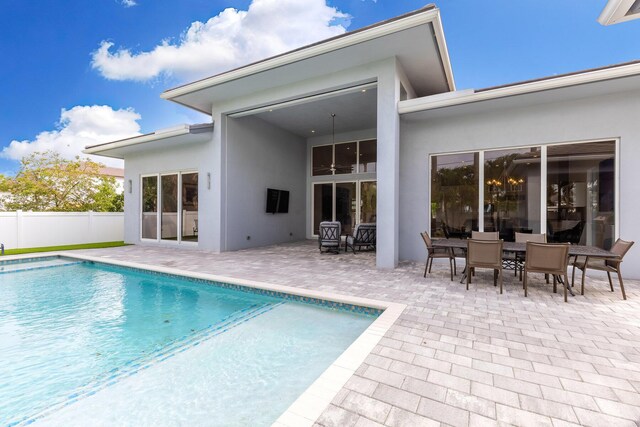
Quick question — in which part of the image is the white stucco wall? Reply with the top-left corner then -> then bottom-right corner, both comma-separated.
224,116 -> 306,250
123,142 -> 213,248
399,87 -> 640,278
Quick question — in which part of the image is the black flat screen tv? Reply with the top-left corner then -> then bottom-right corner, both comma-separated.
266,188 -> 289,214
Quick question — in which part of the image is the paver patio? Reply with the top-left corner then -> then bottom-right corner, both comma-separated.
76,241 -> 640,426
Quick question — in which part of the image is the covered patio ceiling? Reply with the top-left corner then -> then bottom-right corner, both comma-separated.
248,87 -> 377,138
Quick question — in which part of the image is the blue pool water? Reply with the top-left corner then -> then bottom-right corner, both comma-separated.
0,258 -> 377,426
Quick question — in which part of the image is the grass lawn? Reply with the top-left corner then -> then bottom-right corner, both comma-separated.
1,241 -> 127,256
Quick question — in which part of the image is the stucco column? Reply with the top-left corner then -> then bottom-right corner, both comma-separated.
199,110 -> 225,252
376,60 -> 401,268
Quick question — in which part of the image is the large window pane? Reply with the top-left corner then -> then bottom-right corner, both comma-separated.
181,173 -> 198,242
313,183 -> 333,234
547,141 -> 615,248
142,176 -> 158,239
359,140 -> 377,173
161,174 -> 178,241
431,153 -> 479,238
336,182 -> 356,234
312,145 -> 333,176
334,142 -> 357,174
360,181 -> 377,223
484,147 -> 541,241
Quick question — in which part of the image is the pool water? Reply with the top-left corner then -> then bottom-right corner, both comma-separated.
0,258 -> 377,426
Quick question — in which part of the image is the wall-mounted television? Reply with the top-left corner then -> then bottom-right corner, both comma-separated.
266,188 -> 289,214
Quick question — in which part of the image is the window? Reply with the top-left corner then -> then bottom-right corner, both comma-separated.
431,153 -> 479,238
547,141 -> 615,248
141,172 -> 198,244
336,182 -> 356,234
484,147 -> 541,240
359,140 -> 377,173
181,172 -> 198,242
360,181 -> 376,223
312,139 -> 377,176
430,140 -> 617,248
141,176 -> 158,239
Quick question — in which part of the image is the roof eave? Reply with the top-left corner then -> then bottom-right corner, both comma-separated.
398,61 -> 640,115
160,6 -> 454,103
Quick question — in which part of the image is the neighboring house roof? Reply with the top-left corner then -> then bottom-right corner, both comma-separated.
599,0 -> 640,25
98,167 -> 125,179
84,123 -> 213,159
161,5 -> 455,114
398,60 -> 640,115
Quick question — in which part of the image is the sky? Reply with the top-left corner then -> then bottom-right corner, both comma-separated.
0,0 -> 638,173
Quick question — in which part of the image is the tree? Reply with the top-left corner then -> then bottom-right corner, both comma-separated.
0,151 -> 123,212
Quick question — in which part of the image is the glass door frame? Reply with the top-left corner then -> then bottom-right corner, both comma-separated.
311,179 -> 376,237
140,170 -> 199,245
428,138 -> 620,241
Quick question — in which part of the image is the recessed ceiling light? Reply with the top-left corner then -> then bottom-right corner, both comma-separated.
361,89 -> 366,93
269,109 -> 273,112
311,130 -> 315,133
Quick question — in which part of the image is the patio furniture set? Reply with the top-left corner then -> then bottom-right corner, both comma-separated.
422,230 -> 634,302
318,221 -> 376,254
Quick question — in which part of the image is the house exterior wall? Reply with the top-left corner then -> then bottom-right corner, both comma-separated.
399,88 -> 640,278
224,115 -> 306,250
123,142 -> 212,247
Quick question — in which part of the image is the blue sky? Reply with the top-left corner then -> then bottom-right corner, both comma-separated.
0,0 -> 638,173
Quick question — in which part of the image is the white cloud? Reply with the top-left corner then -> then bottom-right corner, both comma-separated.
120,0 -> 137,7
2,105 -> 141,168
92,0 -> 349,82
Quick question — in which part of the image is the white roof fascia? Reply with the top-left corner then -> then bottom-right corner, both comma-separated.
161,8 -> 447,101
398,61 -> 640,114
599,0 -> 639,25
83,123 -> 212,155
431,13 -> 456,91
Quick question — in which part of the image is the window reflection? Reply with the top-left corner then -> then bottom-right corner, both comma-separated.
431,153 -> 479,238
336,182 -> 356,234
181,173 -> 198,242
360,181 -> 377,223
312,145 -> 333,176
334,142 -> 357,174
359,140 -> 377,173
547,141 -> 615,248
484,147 -> 541,241
161,175 -> 178,241
313,183 -> 333,234
142,176 -> 158,239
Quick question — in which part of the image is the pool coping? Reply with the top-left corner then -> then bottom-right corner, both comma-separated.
1,252 -> 406,427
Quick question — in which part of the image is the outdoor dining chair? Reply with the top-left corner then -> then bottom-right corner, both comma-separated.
514,232 -> 546,280
318,221 -> 342,254
571,238 -> 634,300
471,231 -> 499,240
523,242 -> 570,302
466,239 -> 504,294
420,232 -> 456,281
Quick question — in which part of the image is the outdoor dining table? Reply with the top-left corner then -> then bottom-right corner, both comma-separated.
432,239 -> 619,296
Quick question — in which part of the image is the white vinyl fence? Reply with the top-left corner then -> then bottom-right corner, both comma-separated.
0,211 -> 124,249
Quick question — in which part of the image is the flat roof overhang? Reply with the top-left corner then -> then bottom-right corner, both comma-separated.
83,123 -> 213,159
399,60 -> 640,119
161,5 -> 455,114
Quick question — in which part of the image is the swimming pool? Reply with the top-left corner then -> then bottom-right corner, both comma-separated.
0,256 -> 385,426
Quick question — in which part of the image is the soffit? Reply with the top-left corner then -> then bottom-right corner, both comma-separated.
165,22 -> 450,114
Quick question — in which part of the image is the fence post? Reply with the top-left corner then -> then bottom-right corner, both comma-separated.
16,210 -> 23,249
88,210 -> 94,244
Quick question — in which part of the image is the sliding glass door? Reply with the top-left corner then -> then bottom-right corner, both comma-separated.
313,180 -> 376,235
141,172 -> 198,244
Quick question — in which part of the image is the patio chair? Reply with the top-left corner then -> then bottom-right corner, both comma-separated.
193,219 -> 198,236
471,231 -> 499,240
420,232 -> 456,281
345,223 -> 376,253
571,238 -> 634,300
523,242 -> 570,302
318,221 -> 342,254
514,232 -> 546,280
466,239 -> 504,294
